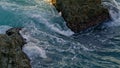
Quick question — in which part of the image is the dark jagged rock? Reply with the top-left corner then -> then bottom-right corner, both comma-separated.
0,28 -> 31,68
54,0 -> 111,33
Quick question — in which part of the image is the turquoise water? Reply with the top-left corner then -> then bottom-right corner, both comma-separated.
0,0 -> 120,68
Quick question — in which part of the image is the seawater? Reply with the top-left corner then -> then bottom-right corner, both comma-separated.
0,0 -> 120,68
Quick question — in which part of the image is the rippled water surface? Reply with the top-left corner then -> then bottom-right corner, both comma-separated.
0,0 -> 120,68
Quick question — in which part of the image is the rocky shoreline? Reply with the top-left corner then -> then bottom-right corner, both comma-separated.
0,0 -> 115,67
0,28 -> 31,68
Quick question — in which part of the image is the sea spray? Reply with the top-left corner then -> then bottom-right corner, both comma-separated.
20,28 -> 48,59
101,0 -> 120,27
102,0 -> 120,20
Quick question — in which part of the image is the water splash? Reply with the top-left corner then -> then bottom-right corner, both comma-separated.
102,0 -> 120,19
102,0 -> 120,27
0,0 -> 120,68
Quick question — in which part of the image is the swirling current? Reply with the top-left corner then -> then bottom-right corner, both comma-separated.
0,0 -> 120,68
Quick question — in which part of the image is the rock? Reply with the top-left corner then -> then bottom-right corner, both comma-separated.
0,28 -> 31,68
54,0 -> 111,33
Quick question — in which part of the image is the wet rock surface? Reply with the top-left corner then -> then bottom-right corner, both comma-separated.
54,0 -> 111,33
0,28 -> 31,68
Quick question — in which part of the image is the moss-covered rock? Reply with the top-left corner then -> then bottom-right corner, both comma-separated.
54,0 -> 111,32
0,28 -> 31,68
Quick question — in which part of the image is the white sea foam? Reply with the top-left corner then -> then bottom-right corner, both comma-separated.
102,0 -> 120,20
20,28 -> 48,59
0,25 -> 12,34
102,0 -> 120,27
29,13 -> 74,36
23,42 -> 47,59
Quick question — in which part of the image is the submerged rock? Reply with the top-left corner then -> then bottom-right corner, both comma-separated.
0,28 -> 31,68
54,0 -> 111,33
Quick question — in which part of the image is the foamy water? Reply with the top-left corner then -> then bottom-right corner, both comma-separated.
0,0 -> 120,68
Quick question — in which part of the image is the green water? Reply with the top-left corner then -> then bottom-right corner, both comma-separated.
0,0 -> 120,68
